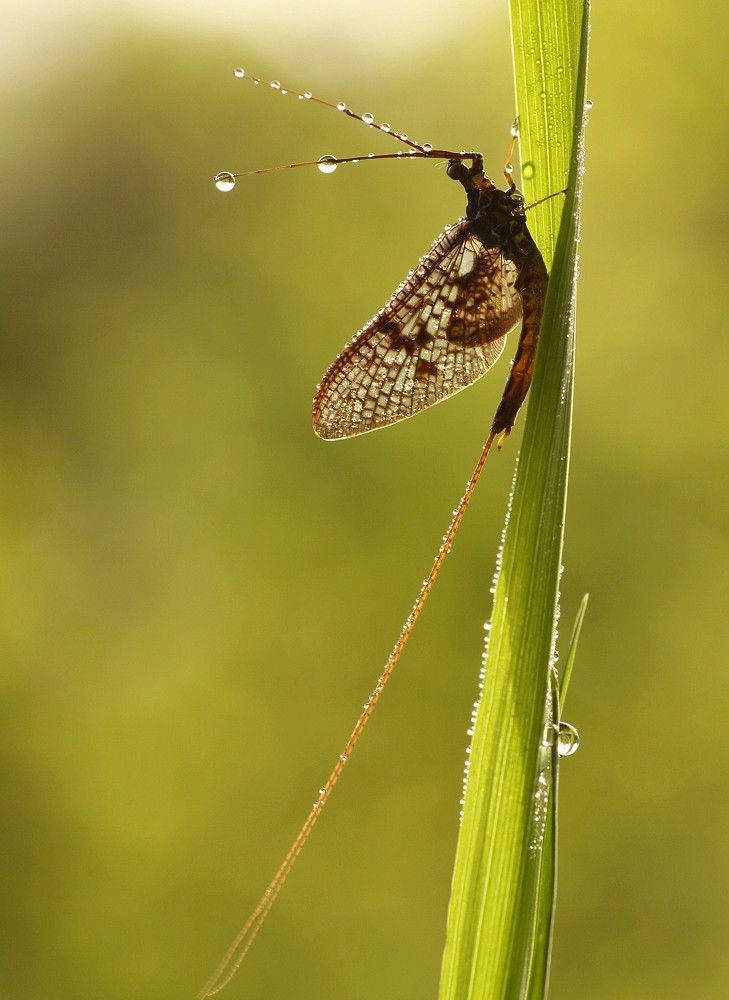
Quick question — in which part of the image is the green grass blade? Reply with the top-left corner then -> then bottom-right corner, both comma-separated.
559,592 -> 590,712
526,591 -> 589,1000
437,3 -> 590,999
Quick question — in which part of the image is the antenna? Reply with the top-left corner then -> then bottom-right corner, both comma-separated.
214,67 -> 483,191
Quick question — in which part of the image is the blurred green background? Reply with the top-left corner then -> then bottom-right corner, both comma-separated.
2,2 -> 728,998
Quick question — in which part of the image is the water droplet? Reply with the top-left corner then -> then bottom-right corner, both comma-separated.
234,67 -> 245,78
557,722 -> 580,757
380,122 -> 391,133
318,787 -> 328,796
522,161 -> 535,180
362,112 -> 374,125
303,91 -> 313,100
336,101 -> 346,111
585,99 -> 593,110
214,171 -> 236,192
422,142 -> 433,153
400,133 -> 408,141
504,163 -> 513,176
270,80 -> 281,90
317,154 -> 338,174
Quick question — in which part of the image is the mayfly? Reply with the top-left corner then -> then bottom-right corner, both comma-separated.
200,69 -> 552,997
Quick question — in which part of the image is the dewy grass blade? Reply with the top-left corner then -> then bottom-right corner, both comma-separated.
526,593 -> 588,1000
438,2 -> 590,999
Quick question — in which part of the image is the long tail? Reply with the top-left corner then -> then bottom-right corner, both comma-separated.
196,430 -> 499,998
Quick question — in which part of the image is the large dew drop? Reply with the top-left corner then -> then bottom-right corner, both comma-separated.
557,721 -> 580,757
362,112 -> 374,125
214,171 -> 236,192
317,155 -> 338,174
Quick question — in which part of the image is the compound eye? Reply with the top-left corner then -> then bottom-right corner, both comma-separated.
446,160 -> 469,181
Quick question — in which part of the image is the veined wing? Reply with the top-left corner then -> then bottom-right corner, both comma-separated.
312,219 -> 523,439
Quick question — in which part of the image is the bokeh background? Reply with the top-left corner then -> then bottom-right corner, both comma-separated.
2,1 -> 728,997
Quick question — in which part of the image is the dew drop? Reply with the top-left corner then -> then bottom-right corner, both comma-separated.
557,722 -> 580,757
522,160 -> 536,180
400,133 -> 408,141
270,79 -> 281,90
234,67 -> 245,78
422,142 -> 433,153
336,101 -> 347,111
585,99 -> 594,110
303,91 -> 313,100
318,787 -> 328,796
317,154 -> 338,174
214,171 -> 236,192
362,112 -> 374,125
380,122 -> 391,133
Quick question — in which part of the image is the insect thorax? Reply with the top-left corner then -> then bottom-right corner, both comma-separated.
469,186 -> 528,259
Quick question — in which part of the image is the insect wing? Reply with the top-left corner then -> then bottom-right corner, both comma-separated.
312,220 -> 523,439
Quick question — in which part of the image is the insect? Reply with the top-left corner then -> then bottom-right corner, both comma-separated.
216,71 -> 548,447
200,71 -> 554,998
